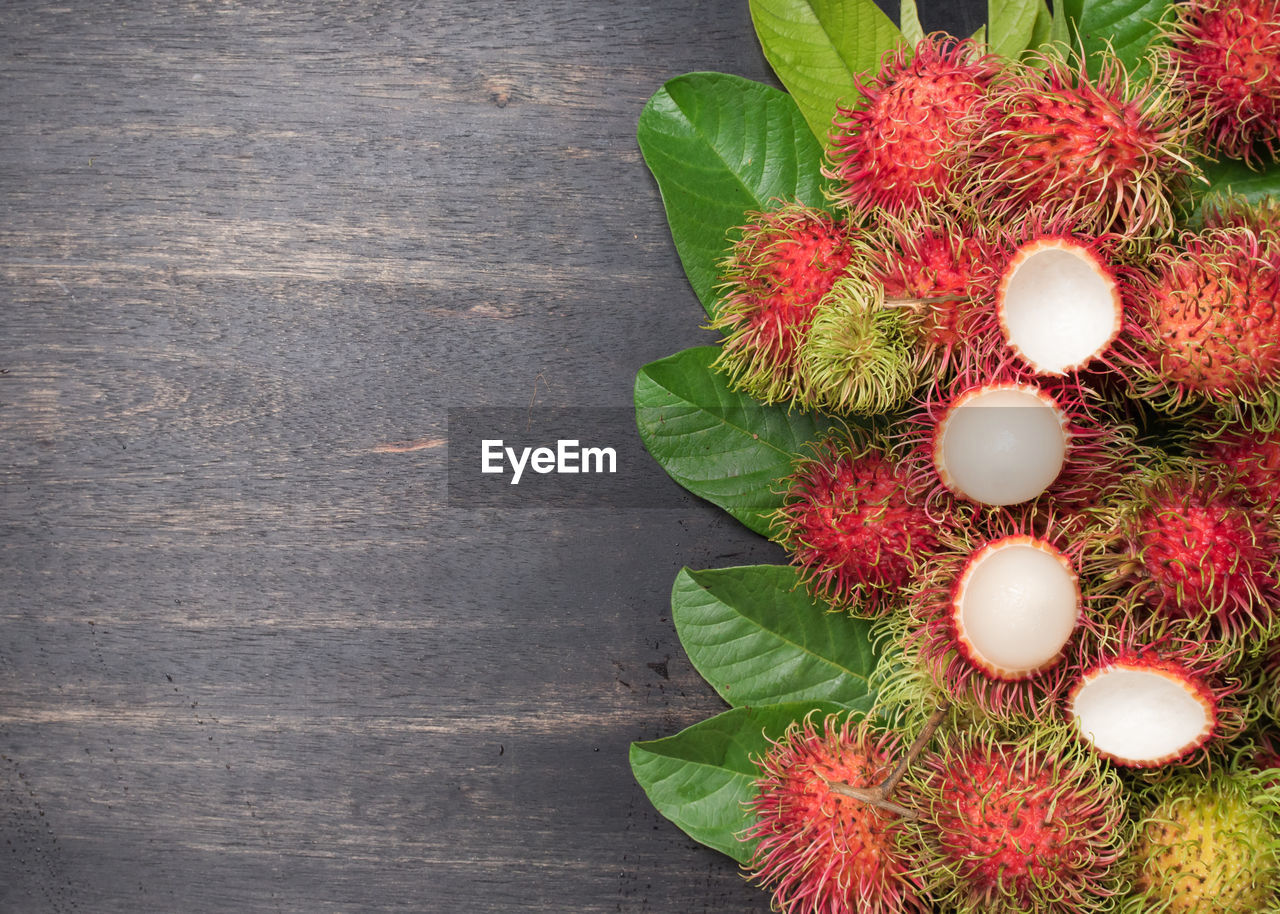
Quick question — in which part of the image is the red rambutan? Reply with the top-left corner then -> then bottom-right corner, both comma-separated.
1092,456 -> 1280,644
1129,226 -> 1280,419
710,202 -> 857,404
826,34 -> 1001,215
902,723 -> 1130,914
773,435 -> 938,615
1195,420 -> 1280,513
964,50 -> 1196,237
744,713 -> 928,914
1166,0 -> 1280,164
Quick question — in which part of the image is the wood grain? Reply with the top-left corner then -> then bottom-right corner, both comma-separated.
0,1 -> 984,911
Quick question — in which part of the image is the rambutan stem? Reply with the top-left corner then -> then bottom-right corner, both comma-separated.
823,703 -> 950,820
880,703 -> 949,796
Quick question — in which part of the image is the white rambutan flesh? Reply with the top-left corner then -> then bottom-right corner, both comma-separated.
954,536 -> 1079,679
1069,663 -> 1215,767
934,383 -> 1068,506
998,239 -> 1122,376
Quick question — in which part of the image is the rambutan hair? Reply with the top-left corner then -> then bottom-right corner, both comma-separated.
709,202 -> 858,405
826,34 -> 1002,215
772,432 -> 941,616
744,712 -> 930,914
901,721 -> 1131,914
1126,225 -> 1280,424
962,48 -> 1199,238
1164,0 -> 1280,164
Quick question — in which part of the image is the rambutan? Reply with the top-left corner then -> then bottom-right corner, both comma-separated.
995,234 -> 1128,376
901,723 -> 1130,914
1090,456 -> 1280,644
744,713 -> 928,914
1194,419 -> 1280,513
890,510 -> 1091,721
1203,192 -> 1280,236
1122,766 -> 1280,913
869,209 -> 998,378
710,203 -> 857,404
773,434 -> 938,615
1165,0 -> 1280,164
964,49 -> 1196,237
907,365 -> 1127,509
796,274 -> 924,415
826,34 -> 1001,215
1067,631 -> 1241,768
1129,226 -> 1280,419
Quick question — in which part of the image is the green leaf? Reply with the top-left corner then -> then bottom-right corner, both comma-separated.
673,565 -> 878,708
634,347 -> 839,537
749,0 -> 903,149
1026,0 -> 1053,54
899,0 -> 925,46
1073,0 -> 1174,75
1048,0 -> 1078,51
972,23 -> 988,44
1198,157 -> 1280,206
637,72 -> 831,318
630,701 -> 850,863
988,0 -> 1040,58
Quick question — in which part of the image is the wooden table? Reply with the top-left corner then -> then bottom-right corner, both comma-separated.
1,2 -> 982,910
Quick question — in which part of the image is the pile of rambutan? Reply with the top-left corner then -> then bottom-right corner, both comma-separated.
631,1 -> 1280,912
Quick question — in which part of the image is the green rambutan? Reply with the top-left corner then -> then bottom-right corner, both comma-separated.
964,49 -> 1196,237
1122,765 -> 1280,913
1165,0 -> 1280,164
892,510 -> 1091,721
901,722 -> 1130,914
826,34 -> 1001,215
1090,456 -> 1280,645
744,713 -> 929,914
773,434 -> 938,616
796,274 -> 925,415
710,203 -> 857,404
1128,226 -> 1280,420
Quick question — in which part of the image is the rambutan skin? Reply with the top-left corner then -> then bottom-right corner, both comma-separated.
902,724 -> 1131,914
1130,227 -> 1280,416
963,50 -> 1196,237
826,34 -> 1001,215
773,436 -> 939,616
1122,766 -> 1280,914
1166,0 -> 1280,164
1196,421 -> 1280,513
1091,459 -> 1280,645
710,203 -> 857,405
744,713 -> 929,914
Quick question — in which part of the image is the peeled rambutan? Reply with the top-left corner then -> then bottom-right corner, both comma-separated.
1067,630 -> 1242,768
906,364 -> 1127,510
892,510 -> 1091,720
796,274 -> 925,415
902,723 -> 1130,914
1129,226 -> 1280,419
995,234 -> 1128,376
964,49 -> 1195,237
744,713 -> 928,914
710,203 -> 857,404
773,434 -> 938,615
1122,766 -> 1280,913
1091,456 -> 1280,644
826,34 -> 1001,215
870,208 -> 998,378
1165,0 -> 1280,164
